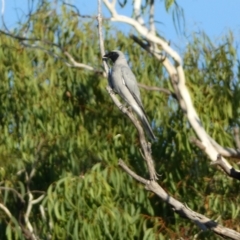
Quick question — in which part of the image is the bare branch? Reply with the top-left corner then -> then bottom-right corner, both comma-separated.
24,192 -> 37,240
118,159 -> 149,184
138,83 -> 176,97
31,194 -> 45,205
24,193 -> 45,240
64,51 -> 103,74
1,0 -> 4,16
133,0 -> 145,25
149,0 -> 155,34
0,187 -> 25,204
119,161 -> 240,239
209,137 -> 240,158
0,203 -> 12,219
211,154 -> 240,180
0,29 -> 59,47
0,0 -> 9,31
190,137 -> 206,150
39,205 -> 46,221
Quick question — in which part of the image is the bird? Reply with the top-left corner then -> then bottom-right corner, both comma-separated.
102,50 -> 156,141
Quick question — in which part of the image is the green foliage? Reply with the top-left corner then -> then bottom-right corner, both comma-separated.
0,1 -> 240,240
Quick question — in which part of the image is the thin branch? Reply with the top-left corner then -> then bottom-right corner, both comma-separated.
149,0 -> 155,34
1,0 -> 4,16
138,83 -> 176,97
189,137 -> 206,150
24,192 -> 44,240
64,51 -> 103,74
63,2 -> 110,20
209,137 -> 240,158
118,159 -> 149,184
39,205 -> 46,221
31,194 -> 45,205
119,160 -> 240,240
133,0 -> 145,25
0,203 -> 12,219
0,187 -> 25,204
211,154 -> 240,180
24,192 -> 37,240
0,29 -> 59,47
1,0 -> 8,31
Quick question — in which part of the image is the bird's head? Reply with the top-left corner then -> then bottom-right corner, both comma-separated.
102,50 -> 125,63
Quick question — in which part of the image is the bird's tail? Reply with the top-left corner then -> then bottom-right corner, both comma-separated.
132,104 -> 156,141
140,113 -> 157,141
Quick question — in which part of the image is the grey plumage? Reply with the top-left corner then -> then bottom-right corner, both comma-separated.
103,50 -> 156,141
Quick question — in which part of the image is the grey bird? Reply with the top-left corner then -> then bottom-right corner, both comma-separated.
103,50 -> 156,141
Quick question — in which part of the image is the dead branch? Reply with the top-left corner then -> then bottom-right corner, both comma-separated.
119,160 -> 240,240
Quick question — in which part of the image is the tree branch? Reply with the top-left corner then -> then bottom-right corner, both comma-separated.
138,83 -> 176,98
0,187 -> 25,204
133,0 -> 145,25
0,203 -> 12,219
64,51 -> 103,74
118,160 -> 240,240
211,154 -> 240,180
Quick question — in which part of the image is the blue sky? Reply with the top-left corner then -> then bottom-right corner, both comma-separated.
2,0 -> 240,50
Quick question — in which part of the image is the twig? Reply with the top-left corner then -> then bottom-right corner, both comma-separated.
138,83 -> 176,97
24,192 -> 37,240
118,159 -> 148,184
24,192 -> 45,240
189,137 -> 206,150
149,0 -> 155,34
64,51 -> 103,74
209,137 -> 240,158
0,203 -> 12,219
63,2 -> 110,20
0,187 -> 25,204
133,0 -> 144,25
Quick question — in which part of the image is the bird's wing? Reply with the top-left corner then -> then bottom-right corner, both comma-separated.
120,65 -> 144,110
120,65 -> 156,141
